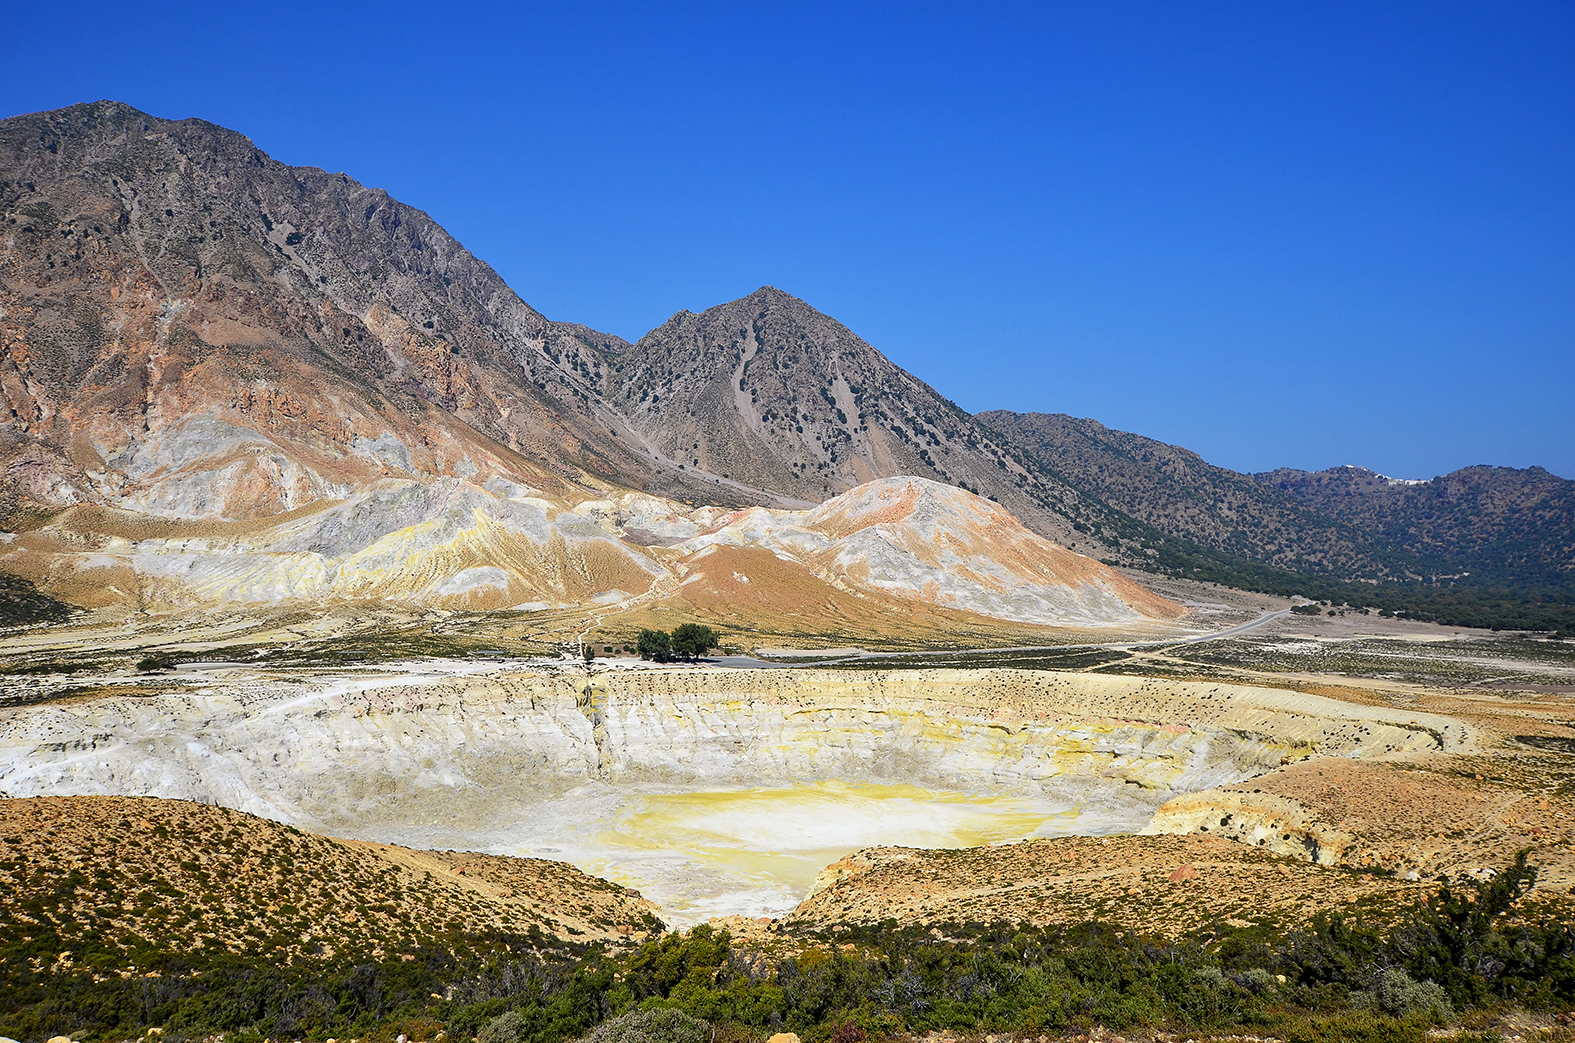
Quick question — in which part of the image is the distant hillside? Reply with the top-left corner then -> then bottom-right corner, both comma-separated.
1259,464 -> 1575,588
975,410 -> 1409,579
980,411 -> 1575,633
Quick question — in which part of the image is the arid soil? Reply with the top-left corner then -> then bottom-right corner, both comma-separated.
787,833 -> 1427,937
0,794 -> 661,968
774,662 -> 1575,940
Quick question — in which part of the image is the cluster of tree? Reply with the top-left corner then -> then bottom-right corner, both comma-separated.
6,854 -> 1572,1043
636,623 -> 718,663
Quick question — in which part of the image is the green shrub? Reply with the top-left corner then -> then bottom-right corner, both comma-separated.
1282,1013 -> 1427,1043
1371,967 -> 1451,1019
481,1010 -> 526,1043
583,1008 -> 711,1043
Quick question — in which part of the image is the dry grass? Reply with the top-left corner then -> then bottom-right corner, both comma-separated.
786,833 -> 1430,937
0,795 -> 661,971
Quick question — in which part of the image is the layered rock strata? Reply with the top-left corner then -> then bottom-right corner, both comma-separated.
0,667 -> 1464,833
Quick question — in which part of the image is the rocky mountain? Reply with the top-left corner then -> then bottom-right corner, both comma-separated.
976,410 -> 1411,579
0,99 -> 744,523
0,101 -> 1189,634
2,100 -> 1566,635
0,100 -> 1219,575
603,287 -> 1132,549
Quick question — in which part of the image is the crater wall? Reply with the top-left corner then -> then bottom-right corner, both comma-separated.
0,667 -> 1464,840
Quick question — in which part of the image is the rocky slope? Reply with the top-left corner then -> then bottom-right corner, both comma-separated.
790,750 -> 1575,936
644,476 -> 1184,628
0,99 -> 738,524
602,287 -> 1137,550
0,794 -> 662,967
0,473 -> 1180,631
788,833 -> 1426,937
977,410 -> 1399,577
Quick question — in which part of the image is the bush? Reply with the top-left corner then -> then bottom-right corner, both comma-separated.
1282,1013 -> 1427,1043
480,1010 -> 526,1043
1371,967 -> 1451,1019
1242,967 -> 1279,993
636,630 -> 673,662
583,1008 -> 711,1043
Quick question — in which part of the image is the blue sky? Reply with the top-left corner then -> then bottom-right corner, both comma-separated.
6,2 -> 1572,478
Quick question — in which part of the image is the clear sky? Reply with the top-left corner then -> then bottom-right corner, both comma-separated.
5,2 -> 1572,479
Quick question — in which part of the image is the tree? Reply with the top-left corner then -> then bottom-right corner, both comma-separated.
670,622 -> 718,661
636,629 -> 673,662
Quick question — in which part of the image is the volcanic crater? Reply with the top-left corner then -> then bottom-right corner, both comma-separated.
0,660 -> 1466,924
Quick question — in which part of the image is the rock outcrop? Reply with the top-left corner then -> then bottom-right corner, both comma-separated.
1141,789 -> 1354,864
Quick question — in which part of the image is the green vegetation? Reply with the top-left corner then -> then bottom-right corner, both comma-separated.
637,629 -> 673,662
637,624 -> 718,663
1103,521 -> 1575,637
580,1009 -> 711,1043
0,572 -> 74,629
6,856 -> 1572,1043
671,623 -> 718,661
